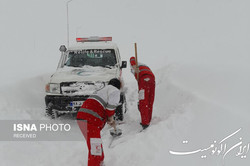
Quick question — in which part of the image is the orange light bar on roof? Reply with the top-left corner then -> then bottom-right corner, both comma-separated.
76,36 -> 112,42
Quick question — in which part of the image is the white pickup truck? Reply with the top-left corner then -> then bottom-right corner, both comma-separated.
45,36 -> 127,120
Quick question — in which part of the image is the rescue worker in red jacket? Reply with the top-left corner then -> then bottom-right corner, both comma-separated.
76,78 -> 121,166
130,57 -> 155,130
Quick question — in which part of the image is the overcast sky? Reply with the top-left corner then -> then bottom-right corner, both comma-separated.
1,0 -> 250,84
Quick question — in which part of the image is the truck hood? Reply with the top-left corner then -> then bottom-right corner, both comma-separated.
50,66 -> 119,83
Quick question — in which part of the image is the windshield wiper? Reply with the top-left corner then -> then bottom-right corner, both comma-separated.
104,65 -> 113,69
66,64 -> 82,67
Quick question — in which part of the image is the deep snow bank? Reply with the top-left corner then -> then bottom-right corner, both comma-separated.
102,65 -> 250,166
0,74 -> 51,120
169,63 -> 250,118
0,65 -> 249,166
103,65 -> 250,166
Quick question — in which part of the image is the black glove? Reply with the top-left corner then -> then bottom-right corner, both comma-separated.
137,102 -> 140,111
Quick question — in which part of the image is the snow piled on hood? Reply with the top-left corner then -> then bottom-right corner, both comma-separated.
50,65 -> 118,83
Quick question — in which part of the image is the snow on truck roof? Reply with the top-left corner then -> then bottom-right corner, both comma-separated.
68,36 -> 119,51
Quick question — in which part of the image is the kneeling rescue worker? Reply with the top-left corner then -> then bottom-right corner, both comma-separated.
77,78 -> 121,166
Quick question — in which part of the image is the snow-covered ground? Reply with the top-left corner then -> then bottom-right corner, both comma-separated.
0,63 -> 249,166
1,0 -> 250,165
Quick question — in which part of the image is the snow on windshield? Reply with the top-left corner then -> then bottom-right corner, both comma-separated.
65,49 -> 117,68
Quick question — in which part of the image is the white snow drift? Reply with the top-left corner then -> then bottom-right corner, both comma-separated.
0,64 -> 249,166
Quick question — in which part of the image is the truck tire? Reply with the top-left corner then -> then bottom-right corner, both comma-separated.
51,109 -> 59,119
46,102 -> 53,116
115,93 -> 127,121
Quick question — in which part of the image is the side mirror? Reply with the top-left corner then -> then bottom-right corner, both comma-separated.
59,45 -> 67,52
121,61 -> 127,68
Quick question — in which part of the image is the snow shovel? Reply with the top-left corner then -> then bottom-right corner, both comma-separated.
134,43 -> 139,81
109,123 -> 122,148
109,123 -> 122,137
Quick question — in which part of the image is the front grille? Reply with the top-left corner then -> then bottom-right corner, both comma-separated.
60,81 -> 105,96
45,95 -> 89,111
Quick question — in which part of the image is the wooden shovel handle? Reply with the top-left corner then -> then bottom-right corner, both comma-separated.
134,43 -> 139,81
113,122 -> 117,131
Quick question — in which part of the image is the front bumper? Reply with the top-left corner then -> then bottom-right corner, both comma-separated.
45,95 -> 89,112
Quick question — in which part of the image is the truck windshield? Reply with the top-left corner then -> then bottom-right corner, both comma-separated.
65,49 -> 117,68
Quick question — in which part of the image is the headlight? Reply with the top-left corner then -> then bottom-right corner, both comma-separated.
45,83 -> 60,94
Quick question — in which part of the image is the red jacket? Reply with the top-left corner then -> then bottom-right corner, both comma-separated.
130,57 -> 155,81
134,64 -> 155,81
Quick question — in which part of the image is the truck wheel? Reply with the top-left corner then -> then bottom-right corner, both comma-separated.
51,109 -> 59,119
46,102 -> 53,116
